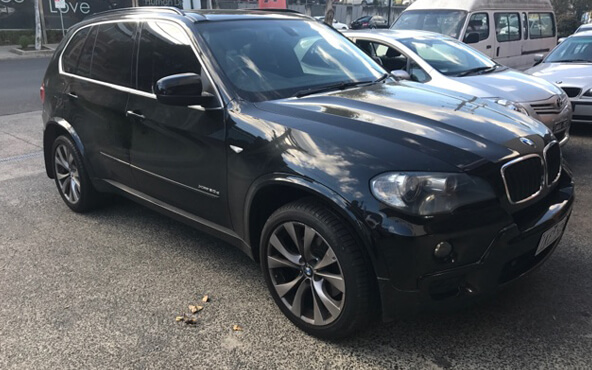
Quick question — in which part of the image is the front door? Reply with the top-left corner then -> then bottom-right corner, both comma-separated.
463,12 -> 495,58
126,20 -> 229,227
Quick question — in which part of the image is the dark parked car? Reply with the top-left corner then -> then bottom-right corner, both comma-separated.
41,8 -> 573,338
350,15 -> 389,29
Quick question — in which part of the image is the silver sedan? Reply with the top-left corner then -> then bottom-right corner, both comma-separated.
527,31 -> 592,126
344,29 -> 572,145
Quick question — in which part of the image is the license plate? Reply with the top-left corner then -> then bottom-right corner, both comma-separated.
535,217 -> 568,256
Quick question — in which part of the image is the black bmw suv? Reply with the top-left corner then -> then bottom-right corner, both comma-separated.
41,8 -> 574,338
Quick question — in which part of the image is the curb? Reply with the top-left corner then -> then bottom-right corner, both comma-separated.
9,47 -> 55,57
0,45 -> 57,61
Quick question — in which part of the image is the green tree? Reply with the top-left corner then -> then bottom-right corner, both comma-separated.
552,0 -> 591,36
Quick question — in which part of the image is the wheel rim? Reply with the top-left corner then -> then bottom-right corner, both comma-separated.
267,221 -> 345,326
54,143 -> 81,204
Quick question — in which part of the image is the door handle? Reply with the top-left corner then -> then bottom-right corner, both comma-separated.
496,47 -> 500,57
126,110 -> 145,120
67,92 -> 78,99
486,45 -> 492,49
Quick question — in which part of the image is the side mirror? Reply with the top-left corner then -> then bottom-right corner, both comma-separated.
390,70 -> 411,81
154,73 -> 216,107
533,53 -> 544,66
463,32 -> 480,44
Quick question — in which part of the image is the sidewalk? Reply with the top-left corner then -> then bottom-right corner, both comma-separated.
0,43 -> 59,61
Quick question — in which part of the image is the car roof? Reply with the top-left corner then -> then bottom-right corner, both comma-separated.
406,0 -> 553,12
343,29 -> 450,40
571,30 -> 592,37
80,7 -> 309,27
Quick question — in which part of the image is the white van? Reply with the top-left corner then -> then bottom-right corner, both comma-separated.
391,0 -> 557,69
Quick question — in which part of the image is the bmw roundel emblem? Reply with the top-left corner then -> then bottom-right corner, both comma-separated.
520,137 -> 535,147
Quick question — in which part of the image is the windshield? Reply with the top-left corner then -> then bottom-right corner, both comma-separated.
399,36 -> 498,76
545,36 -> 592,63
391,10 -> 468,39
196,19 -> 384,102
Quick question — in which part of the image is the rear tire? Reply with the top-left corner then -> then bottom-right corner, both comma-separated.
51,135 -> 101,213
260,198 -> 376,339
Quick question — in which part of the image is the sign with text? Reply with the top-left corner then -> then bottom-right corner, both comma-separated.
54,0 -> 66,10
0,0 -> 132,30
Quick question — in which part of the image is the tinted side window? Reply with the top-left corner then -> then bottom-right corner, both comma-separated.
90,22 -> 137,87
409,60 -> 430,83
77,26 -> 98,78
495,13 -> 521,42
529,13 -> 555,39
467,13 -> 489,41
62,27 -> 90,74
137,21 -> 201,93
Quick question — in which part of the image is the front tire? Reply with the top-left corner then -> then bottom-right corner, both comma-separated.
260,199 -> 376,339
51,135 -> 100,213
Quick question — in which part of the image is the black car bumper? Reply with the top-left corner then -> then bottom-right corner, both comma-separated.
378,169 -> 574,322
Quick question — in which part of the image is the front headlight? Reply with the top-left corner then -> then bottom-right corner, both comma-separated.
488,98 -> 530,116
370,172 -> 496,216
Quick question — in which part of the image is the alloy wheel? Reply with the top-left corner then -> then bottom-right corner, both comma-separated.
267,221 -> 345,326
54,143 -> 81,204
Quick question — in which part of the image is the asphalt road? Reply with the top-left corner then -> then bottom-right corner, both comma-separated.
1,110 -> 591,368
0,58 -> 49,116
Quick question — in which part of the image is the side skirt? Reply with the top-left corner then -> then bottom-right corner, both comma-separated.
96,178 -> 254,260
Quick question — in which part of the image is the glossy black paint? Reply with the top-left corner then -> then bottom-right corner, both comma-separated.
42,9 -> 574,319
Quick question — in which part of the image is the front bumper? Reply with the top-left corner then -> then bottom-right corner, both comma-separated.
571,100 -> 592,124
378,168 -> 574,321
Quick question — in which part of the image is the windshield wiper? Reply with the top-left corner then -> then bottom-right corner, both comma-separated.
294,80 -> 374,98
374,72 -> 390,83
456,66 -> 498,77
553,59 -> 591,63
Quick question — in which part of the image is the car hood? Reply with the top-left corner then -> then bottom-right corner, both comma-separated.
440,69 -> 562,102
526,62 -> 592,88
255,82 -> 549,171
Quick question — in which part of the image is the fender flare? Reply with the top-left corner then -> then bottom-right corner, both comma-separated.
43,117 -> 86,178
244,173 -> 390,280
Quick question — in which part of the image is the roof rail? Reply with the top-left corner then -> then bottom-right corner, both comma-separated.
248,8 -> 302,14
86,6 -> 185,20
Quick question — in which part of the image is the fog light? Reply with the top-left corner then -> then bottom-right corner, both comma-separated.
434,241 -> 453,259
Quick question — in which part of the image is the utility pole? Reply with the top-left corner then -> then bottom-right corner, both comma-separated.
39,0 -> 48,45
324,0 -> 334,26
34,0 -> 41,50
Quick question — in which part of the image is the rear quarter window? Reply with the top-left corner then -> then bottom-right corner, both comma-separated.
62,27 -> 90,74
528,13 -> 555,39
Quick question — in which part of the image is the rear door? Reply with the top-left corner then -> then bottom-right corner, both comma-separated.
493,12 -> 522,67
61,21 -> 137,185
126,20 -> 230,227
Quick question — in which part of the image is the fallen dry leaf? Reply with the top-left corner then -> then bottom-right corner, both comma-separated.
175,316 -> 184,322
189,305 -> 203,314
232,324 -> 243,331
201,295 -> 210,303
